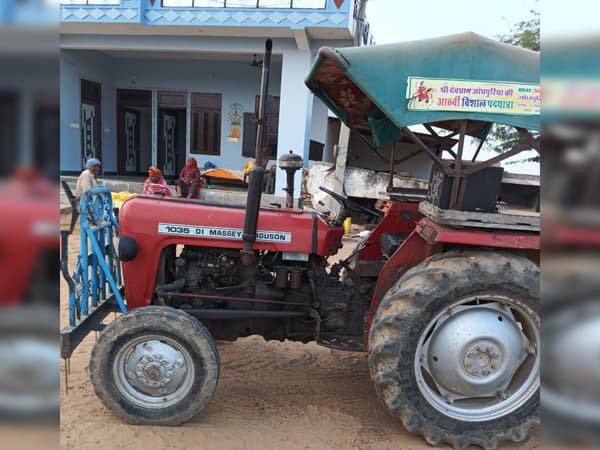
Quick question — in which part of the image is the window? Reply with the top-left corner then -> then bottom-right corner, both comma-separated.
309,139 -> 324,161
242,95 -> 279,159
191,93 -> 221,156
162,0 -> 326,9
60,1 -> 121,5
158,92 -> 186,108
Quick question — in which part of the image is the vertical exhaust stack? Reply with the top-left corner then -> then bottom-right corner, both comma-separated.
241,39 -> 272,266
278,150 -> 303,208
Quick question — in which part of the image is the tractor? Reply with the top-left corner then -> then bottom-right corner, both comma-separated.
61,34 -> 540,449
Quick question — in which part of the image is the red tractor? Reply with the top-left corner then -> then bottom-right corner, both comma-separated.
62,36 -> 540,449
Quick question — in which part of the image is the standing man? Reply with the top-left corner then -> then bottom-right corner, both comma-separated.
76,158 -> 101,198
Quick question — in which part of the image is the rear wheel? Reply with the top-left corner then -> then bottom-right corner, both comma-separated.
90,306 -> 219,425
368,250 -> 539,450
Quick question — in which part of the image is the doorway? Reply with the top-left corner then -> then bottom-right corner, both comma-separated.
158,91 -> 187,180
81,79 -> 102,169
117,89 -> 152,176
0,92 -> 18,175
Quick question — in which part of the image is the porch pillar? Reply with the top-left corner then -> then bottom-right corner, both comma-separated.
151,89 -> 157,166
275,50 -> 314,200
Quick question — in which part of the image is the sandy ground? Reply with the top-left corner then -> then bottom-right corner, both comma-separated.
59,217 -> 540,450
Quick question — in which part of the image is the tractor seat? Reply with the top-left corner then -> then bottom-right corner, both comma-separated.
380,232 -> 410,258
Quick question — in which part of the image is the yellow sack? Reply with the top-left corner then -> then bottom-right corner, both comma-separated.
243,160 -> 255,175
111,191 -> 137,208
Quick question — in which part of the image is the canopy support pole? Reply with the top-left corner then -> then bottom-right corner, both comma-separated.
464,129 -> 539,175
471,135 -> 487,162
401,127 -> 449,174
424,124 -> 458,158
448,120 -> 468,209
387,142 -> 396,192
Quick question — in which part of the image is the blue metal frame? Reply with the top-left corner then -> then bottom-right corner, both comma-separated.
61,187 -> 127,359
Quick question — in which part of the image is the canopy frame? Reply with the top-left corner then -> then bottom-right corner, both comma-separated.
402,120 -> 540,209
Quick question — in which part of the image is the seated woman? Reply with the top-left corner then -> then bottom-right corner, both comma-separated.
176,157 -> 204,199
143,166 -> 172,197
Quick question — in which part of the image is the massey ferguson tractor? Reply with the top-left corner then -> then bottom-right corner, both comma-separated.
61,35 -> 540,449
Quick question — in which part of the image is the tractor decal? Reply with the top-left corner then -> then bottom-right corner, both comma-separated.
158,223 -> 291,243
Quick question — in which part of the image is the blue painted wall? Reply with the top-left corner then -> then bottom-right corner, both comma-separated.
61,0 -> 353,30
60,50 -> 117,173
61,49 -> 288,171
114,54 -> 283,171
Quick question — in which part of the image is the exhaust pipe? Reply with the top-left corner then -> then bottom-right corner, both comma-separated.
241,38 -> 272,266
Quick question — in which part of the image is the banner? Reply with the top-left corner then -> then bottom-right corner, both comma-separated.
406,77 -> 540,115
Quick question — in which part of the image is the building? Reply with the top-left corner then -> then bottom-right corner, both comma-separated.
60,0 -> 371,195
0,1 -> 58,178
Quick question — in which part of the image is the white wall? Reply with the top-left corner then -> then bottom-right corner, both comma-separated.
348,133 -> 433,180
322,116 -> 339,163
310,96 -> 328,147
320,118 -> 434,181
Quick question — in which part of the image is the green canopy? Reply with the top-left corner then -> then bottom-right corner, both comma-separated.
306,32 -> 539,146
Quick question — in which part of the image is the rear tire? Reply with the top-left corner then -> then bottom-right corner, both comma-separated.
90,306 -> 219,425
368,250 -> 539,450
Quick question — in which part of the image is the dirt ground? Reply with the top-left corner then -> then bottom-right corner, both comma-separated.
59,217 -> 540,450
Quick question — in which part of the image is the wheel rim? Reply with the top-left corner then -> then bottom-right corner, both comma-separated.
113,334 -> 195,410
414,295 -> 539,422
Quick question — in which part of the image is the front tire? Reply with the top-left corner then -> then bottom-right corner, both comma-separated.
368,250 -> 539,450
90,306 -> 219,425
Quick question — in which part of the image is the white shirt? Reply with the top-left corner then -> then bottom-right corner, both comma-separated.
76,169 -> 98,197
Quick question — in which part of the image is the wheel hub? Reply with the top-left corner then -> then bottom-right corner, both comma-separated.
123,340 -> 189,397
423,303 -> 528,399
463,341 -> 502,378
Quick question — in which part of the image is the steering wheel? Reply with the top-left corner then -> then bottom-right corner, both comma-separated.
319,186 -> 382,220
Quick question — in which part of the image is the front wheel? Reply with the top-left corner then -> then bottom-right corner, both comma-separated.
368,250 -> 539,450
90,306 -> 219,425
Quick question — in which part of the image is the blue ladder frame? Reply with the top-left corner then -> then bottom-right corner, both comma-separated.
60,187 -> 128,359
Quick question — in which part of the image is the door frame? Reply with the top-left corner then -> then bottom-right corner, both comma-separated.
116,88 -> 152,176
80,79 -> 102,169
157,91 -> 187,179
